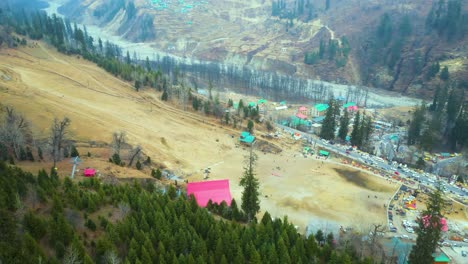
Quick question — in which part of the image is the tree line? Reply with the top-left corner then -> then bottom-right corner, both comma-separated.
0,161 -> 379,263
304,36 -> 351,68
0,5 -> 370,104
0,105 -> 80,167
318,99 -> 373,150
407,85 -> 467,152
358,1 -> 468,91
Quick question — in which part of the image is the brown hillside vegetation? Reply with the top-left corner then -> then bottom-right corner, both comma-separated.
1,42 -> 405,228
56,0 -> 468,97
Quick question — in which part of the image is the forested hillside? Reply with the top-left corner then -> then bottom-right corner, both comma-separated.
0,162 -> 373,263
50,0 -> 468,99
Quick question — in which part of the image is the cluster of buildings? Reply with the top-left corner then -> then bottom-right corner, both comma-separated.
278,100 -> 359,135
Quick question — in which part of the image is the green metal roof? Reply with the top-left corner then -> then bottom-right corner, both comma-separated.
248,102 -> 256,107
239,132 -> 255,144
319,150 -> 329,156
280,101 -> 286,105
258,99 -> 267,104
432,252 -> 450,262
314,104 -> 329,112
343,102 -> 356,108
291,116 -> 309,126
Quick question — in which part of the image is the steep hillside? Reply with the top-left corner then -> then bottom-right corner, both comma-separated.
51,0 -> 468,98
0,41 -> 401,228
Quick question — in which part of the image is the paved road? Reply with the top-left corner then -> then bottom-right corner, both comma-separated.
275,123 -> 468,203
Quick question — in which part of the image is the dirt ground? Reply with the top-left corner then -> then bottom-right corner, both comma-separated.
1,43 -> 399,230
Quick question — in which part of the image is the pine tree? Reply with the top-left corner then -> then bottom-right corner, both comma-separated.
319,40 -> 326,59
407,104 -> 426,145
408,186 -> 445,264
338,110 -> 349,141
320,100 -> 336,140
239,150 -> 260,222
315,230 -> 325,245
26,147 -> 35,161
350,111 -> 361,147
70,145 -> 79,157
161,89 -> 169,101
440,66 -> 449,81
247,120 -> 254,133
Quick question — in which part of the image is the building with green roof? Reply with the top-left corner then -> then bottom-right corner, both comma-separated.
315,104 -> 329,112
343,102 -> 356,108
432,252 -> 450,263
319,150 -> 329,156
239,131 -> 255,144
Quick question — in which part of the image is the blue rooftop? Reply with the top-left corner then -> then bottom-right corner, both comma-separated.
239,131 -> 255,144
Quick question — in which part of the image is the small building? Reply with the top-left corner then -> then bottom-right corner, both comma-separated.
432,252 -> 450,264
311,103 -> 329,117
335,95 -> 345,101
293,132 -> 302,140
298,106 -> 308,116
343,102 -> 358,112
239,131 -> 255,144
295,113 -> 308,120
312,116 -> 325,124
275,105 -> 288,111
187,179 -> 232,207
83,168 -> 96,177
374,120 -> 392,128
440,153 -> 450,158
310,123 -> 322,134
319,150 -> 329,157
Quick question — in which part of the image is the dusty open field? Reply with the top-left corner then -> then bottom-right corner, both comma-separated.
0,43 -> 399,229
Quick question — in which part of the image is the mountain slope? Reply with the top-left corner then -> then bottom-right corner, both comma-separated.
52,0 -> 468,98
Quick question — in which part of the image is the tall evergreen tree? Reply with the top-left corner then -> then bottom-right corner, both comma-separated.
320,100 -> 336,140
350,111 -> 361,147
440,66 -> 449,81
338,109 -> 349,141
408,186 -> 445,264
407,104 -> 426,145
239,150 -> 260,222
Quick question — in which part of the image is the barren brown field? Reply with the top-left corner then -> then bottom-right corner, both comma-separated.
0,43 -> 399,229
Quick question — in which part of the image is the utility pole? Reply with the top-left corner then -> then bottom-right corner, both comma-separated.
70,156 -> 81,179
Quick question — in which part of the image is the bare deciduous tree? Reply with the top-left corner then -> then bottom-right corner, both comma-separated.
0,106 -> 31,158
50,117 -> 71,167
111,131 -> 126,156
369,224 -> 386,261
63,245 -> 82,264
118,202 -> 130,218
128,145 -> 142,167
104,251 -> 121,264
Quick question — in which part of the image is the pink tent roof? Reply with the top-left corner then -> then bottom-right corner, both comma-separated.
347,105 -> 358,111
298,106 -> 308,111
187,179 -> 232,207
83,168 -> 96,177
295,113 -> 307,119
